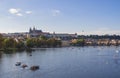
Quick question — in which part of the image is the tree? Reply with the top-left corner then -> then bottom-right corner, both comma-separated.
26,38 -> 35,48
71,38 -> 85,46
3,38 -> 17,48
16,40 -> 25,49
0,34 -> 4,49
39,36 -> 47,40
47,38 -> 61,47
76,39 -> 85,46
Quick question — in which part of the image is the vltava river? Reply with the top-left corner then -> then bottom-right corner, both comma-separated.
0,46 -> 120,78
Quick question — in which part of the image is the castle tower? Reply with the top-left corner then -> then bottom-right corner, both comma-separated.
29,27 -> 32,33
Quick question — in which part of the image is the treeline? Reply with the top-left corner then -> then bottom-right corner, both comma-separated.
78,35 -> 120,39
26,37 -> 61,48
0,34 -> 61,52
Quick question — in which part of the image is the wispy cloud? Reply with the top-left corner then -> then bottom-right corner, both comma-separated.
16,13 -> 23,16
52,9 -> 61,16
25,11 -> 32,14
9,8 -> 32,16
9,8 -> 20,14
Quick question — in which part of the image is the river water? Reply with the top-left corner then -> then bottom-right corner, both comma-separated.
0,46 -> 120,78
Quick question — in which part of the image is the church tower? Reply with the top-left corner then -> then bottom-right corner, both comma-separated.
29,27 -> 32,33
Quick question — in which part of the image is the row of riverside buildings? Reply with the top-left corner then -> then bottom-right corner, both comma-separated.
28,27 -> 77,40
2,27 -> 78,40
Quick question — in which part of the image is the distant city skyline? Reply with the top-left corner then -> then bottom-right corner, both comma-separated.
0,0 -> 120,35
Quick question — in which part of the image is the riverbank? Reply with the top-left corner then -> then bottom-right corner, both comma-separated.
0,48 -> 33,53
0,44 -> 120,53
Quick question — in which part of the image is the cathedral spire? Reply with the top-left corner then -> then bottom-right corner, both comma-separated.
29,27 -> 32,33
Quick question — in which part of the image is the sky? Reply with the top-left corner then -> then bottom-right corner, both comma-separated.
0,0 -> 120,35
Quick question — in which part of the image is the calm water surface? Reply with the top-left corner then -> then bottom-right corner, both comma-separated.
0,46 -> 120,78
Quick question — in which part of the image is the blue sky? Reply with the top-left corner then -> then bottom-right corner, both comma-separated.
0,0 -> 120,35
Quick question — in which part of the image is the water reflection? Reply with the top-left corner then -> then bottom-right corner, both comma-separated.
113,57 -> 120,64
113,52 -> 120,65
0,52 -> 2,58
26,51 -> 32,56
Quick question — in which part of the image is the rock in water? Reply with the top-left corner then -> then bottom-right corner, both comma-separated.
30,66 -> 39,71
15,62 -> 21,66
22,64 -> 28,68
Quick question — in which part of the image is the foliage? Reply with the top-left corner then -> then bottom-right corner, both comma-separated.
16,40 -> 25,49
26,38 -> 35,48
0,34 -> 4,49
47,38 -> 61,47
26,38 -> 61,48
71,38 -> 85,46
0,34 -> 62,53
3,38 -> 17,48
39,36 -> 48,40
